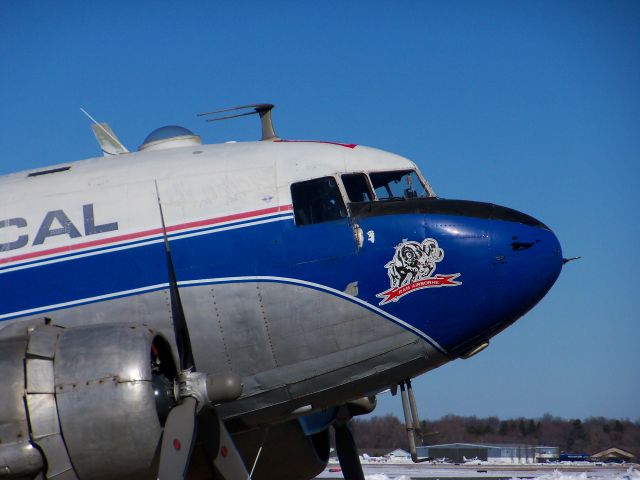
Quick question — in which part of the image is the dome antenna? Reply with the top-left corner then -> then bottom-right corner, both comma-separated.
197,103 -> 279,141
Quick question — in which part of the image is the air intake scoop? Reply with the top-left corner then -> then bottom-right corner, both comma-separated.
139,125 -> 201,151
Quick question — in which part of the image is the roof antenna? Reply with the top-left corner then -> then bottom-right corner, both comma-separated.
80,107 -> 129,155
197,103 -> 279,141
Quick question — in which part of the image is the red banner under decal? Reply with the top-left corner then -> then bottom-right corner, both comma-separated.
377,273 -> 461,305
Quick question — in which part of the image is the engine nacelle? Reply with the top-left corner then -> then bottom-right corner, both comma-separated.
233,419 -> 330,480
0,333 -> 45,478
0,319 -> 176,480
54,323 -> 175,480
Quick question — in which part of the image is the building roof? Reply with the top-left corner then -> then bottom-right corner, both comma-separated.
591,448 -> 636,460
424,443 -> 556,449
388,449 -> 411,457
356,448 -> 394,457
424,443 -> 494,449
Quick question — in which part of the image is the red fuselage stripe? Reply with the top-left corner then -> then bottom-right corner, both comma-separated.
274,139 -> 357,149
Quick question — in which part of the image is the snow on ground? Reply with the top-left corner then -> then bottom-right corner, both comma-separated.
365,475 -> 412,480
354,470 -> 640,480
519,468 -> 640,480
365,476 -> 412,480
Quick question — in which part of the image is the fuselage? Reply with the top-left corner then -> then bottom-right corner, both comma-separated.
0,138 -> 563,428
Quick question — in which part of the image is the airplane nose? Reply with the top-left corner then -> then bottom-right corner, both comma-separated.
442,204 -> 563,358
352,198 -> 563,357
487,209 -> 563,334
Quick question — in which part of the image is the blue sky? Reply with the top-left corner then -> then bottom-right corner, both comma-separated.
1,1 -> 638,420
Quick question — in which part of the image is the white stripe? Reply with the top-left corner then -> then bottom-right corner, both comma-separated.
0,275 -> 447,354
0,283 -> 168,320
169,215 -> 293,242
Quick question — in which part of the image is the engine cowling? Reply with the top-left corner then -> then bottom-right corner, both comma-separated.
0,332 -> 44,478
233,419 -> 330,480
0,319 -> 177,480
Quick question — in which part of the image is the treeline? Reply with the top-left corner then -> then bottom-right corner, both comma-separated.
349,414 -> 640,457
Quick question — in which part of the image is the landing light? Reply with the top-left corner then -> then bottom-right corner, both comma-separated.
461,341 -> 490,359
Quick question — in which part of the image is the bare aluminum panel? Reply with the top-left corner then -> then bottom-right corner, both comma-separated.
54,325 -> 161,480
0,441 -> 44,478
26,358 -> 55,394
55,324 -> 154,384
0,337 -> 29,445
257,281 -> 404,364
35,434 -> 77,479
56,381 -> 160,480
50,470 -> 82,480
27,326 -> 61,360
183,282 -> 279,377
0,317 -> 47,340
15,282 -> 444,430
26,394 -> 60,438
186,281 -> 417,397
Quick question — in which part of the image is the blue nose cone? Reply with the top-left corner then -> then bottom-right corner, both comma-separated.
350,197 -> 563,358
486,213 -> 563,337
437,203 -> 563,358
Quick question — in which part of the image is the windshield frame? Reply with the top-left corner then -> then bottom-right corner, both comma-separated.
367,168 -> 434,201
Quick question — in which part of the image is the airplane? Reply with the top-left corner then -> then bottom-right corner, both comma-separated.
0,104 -> 565,480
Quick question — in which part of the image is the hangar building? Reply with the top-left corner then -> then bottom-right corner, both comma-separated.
416,443 -> 559,463
591,448 -> 636,463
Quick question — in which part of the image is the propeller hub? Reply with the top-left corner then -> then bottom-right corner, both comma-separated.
152,372 -> 176,424
174,371 -> 242,410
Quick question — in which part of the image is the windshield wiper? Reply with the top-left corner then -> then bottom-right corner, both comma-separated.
379,196 -> 406,201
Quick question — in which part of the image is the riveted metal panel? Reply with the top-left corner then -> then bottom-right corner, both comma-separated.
54,324 -> 155,385
0,317 -> 48,340
0,337 -> 29,445
26,358 -> 55,393
184,282 -> 413,387
26,394 -> 60,439
257,281 -> 406,365
56,381 -> 161,480
27,325 -> 61,359
50,469 -> 81,480
15,281 -> 445,431
183,282 -> 278,378
36,434 -> 78,479
15,290 -> 175,353
286,337 -> 425,398
54,325 -> 163,480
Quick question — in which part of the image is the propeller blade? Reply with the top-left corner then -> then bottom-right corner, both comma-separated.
334,423 -> 364,480
199,408 -> 249,479
157,397 -> 198,480
155,184 -> 246,479
155,181 -> 195,371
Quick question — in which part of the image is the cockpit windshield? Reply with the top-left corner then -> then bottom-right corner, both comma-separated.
369,170 -> 429,200
342,173 -> 374,202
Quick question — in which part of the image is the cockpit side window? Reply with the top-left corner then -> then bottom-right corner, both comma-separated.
369,170 -> 429,200
342,173 -> 374,202
291,177 -> 348,226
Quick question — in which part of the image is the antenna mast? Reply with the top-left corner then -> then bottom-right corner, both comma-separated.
80,108 -> 129,155
197,103 -> 278,141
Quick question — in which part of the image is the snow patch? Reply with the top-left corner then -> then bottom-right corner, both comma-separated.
511,468 -> 640,480
365,475 -> 412,480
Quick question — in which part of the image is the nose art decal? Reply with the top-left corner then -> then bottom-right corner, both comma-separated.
377,238 -> 462,306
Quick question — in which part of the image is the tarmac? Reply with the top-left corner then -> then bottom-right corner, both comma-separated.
316,462 -> 639,480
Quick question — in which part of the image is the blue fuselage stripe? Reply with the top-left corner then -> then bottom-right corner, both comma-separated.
0,210 -> 562,356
